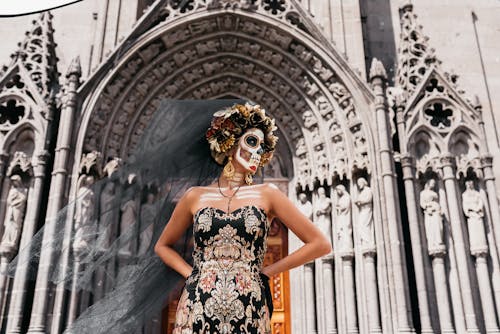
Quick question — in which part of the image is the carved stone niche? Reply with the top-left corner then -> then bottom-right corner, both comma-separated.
411,131 -> 441,175
459,172 -> 488,256
419,177 -> 445,255
449,130 -> 481,178
0,173 -> 28,257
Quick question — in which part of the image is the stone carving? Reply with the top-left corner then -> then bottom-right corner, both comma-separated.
80,151 -> 102,176
396,3 -> 440,95
462,180 -> 488,255
98,180 -> 116,252
138,192 -> 158,256
0,99 -> 26,128
73,175 -> 96,257
0,175 -> 28,254
264,154 -> 284,178
81,16 -> 369,191
119,183 -> 138,257
354,178 -> 375,249
419,179 -> 445,253
6,151 -> 32,177
5,12 -> 58,99
315,187 -> 332,244
335,185 -> 353,252
297,192 -> 313,220
103,157 -> 122,177
207,0 -> 257,10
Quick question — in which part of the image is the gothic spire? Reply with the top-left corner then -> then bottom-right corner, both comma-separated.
395,2 -> 441,95
2,11 -> 60,100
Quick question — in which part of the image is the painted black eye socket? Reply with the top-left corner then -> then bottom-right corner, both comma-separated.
245,135 -> 259,147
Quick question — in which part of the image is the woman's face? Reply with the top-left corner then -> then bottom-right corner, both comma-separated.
233,127 -> 265,174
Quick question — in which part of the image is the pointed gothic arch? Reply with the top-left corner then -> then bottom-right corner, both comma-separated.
76,8 -> 377,190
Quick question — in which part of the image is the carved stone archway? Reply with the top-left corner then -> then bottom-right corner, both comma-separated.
77,9 -> 376,190
70,5 -> 402,334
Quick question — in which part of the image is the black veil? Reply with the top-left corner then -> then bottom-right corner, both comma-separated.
3,99 -> 264,333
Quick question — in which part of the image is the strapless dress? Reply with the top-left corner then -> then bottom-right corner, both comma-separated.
172,204 -> 273,334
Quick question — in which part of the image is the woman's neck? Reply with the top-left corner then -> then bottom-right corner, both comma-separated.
219,170 -> 246,189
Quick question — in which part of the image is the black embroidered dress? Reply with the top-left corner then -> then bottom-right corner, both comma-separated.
173,204 -> 273,334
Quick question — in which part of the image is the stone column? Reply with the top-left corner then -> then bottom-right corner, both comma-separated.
341,252 -> 358,334
314,186 -> 333,333
0,256 -> 10,312
475,99 -> 500,259
0,151 -> 10,237
5,151 -> 49,334
363,249 -> 382,333
304,261 -> 318,334
473,250 -> 500,333
462,179 -> 500,332
314,258 -> 325,333
399,155 -> 435,333
370,58 -> 414,332
296,191 -> 313,333
0,173 -> 28,310
440,155 -> 480,333
27,57 -> 82,334
322,254 -> 337,334
0,151 -> 9,194
429,249 -> 454,333
334,185 -> 358,333
436,177 -> 467,333
480,155 -> 500,259
66,260 -> 82,324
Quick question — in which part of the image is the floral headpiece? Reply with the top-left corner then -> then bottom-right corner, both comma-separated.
206,102 -> 278,166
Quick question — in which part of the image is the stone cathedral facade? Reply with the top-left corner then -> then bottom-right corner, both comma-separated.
0,1 -> 499,333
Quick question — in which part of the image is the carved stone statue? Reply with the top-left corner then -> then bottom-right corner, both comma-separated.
0,175 -> 28,253
138,193 -> 158,256
419,178 -> 444,251
354,178 -> 375,249
297,192 -> 313,220
462,180 -> 488,254
73,175 -> 96,256
98,180 -> 116,252
264,155 -> 283,178
314,187 -> 332,244
335,185 -> 353,252
119,186 -> 138,257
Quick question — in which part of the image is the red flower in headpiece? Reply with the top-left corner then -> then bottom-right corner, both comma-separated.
206,128 -> 216,139
221,118 -> 236,130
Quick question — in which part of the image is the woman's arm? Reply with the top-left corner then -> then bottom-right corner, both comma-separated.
261,184 -> 332,277
154,187 -> 196,279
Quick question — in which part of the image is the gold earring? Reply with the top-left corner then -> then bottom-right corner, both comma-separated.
245,172 -> 253,185
223,156 -> 235,179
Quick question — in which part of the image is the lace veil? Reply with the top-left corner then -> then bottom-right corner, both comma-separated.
4,99 -> 266,333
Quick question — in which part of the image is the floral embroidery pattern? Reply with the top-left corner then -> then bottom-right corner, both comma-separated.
195,209 -> 213,232
173,205 -> 271,334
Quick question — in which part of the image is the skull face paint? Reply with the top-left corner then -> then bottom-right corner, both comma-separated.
234,128 -> 265,173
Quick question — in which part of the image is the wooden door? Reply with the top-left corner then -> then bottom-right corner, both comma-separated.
163,217 -> 291,334
265,216 -> 291,334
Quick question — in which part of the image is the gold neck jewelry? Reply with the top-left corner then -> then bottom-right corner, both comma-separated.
217,176 -> 243,213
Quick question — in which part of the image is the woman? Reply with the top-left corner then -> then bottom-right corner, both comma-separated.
154,103 -> 332,333
4,100 -> 330,334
